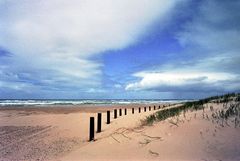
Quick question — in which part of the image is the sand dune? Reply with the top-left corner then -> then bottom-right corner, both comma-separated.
62,102 -> 240,161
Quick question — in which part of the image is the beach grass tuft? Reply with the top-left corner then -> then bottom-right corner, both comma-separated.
142,93 -> 240,126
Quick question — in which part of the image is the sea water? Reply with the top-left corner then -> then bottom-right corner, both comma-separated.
0,99 -> 192,106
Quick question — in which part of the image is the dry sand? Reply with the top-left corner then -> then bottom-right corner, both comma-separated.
0,103 -> 239,161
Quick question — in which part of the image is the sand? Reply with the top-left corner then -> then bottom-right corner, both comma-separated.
0,102 -> 239,161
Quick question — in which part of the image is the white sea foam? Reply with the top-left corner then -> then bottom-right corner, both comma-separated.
0,99 -> 192,106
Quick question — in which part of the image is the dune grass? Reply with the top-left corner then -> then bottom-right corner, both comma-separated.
141,93 -> 240,126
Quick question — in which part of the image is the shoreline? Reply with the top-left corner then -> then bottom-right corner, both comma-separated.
0,99 -> 191,107
0,103 -> 171,114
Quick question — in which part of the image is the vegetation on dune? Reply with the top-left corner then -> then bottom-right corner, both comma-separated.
141,93 -> 240,126
236,94 -> 240,102
212,103 -> 239,120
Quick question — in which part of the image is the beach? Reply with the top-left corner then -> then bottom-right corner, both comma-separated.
1,0 -> 239,160
0,101 -> 240,161
0,104 -> 166,160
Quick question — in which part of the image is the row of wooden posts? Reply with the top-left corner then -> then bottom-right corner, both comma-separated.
89,105 -> 162,141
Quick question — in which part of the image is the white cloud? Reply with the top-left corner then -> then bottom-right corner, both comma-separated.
177,0 -> 240,54
114,84 -> 122,88
0,0 -> 179,93
125,71 -> 240,92
0,81 -> 27,91
0,0 -> 177,57
125,1 -> 240,95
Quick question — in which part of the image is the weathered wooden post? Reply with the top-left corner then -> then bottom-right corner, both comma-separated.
107,111 -> 110,124
89,117 -> 94,141
132,108 -> 134,114
139,107 -> 141,113
114,109 -> 117,119
119,109 -> 122,116
125,108 -> 127,115
149,106 -> 151,111
144,107 -> 146,112
97,113 -> 102,133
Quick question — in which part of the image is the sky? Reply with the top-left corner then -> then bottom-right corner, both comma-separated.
0,0 -> 240,99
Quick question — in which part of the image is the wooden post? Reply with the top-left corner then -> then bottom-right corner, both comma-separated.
107,111 -> 110,124
132,108 -> 134,114
144,107 -> 146,112
119,109 -> 122,116
97,113 -> 102,133
149,106 -> 151,111
89,117 -> 94,141
114,109 -> 117,119
125,108 -> 127,115
139,107 -> 141,113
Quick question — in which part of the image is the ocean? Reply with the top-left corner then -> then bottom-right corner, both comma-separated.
0,99 -> 193,106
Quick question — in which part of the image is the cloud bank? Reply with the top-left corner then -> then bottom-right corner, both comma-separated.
0,0 -> 178,98
125,71 -> 240,92
125,0 -> 240,95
